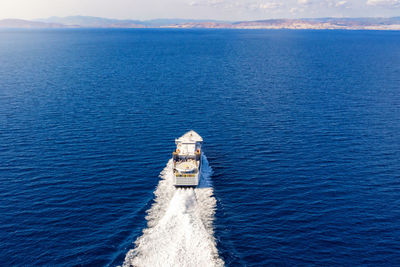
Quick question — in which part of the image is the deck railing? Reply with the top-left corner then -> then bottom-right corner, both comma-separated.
175,173 -> 197,177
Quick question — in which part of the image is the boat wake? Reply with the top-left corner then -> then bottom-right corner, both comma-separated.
123,155 -> 224,267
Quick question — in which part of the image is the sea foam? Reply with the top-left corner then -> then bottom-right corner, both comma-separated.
123,155 -> 224,267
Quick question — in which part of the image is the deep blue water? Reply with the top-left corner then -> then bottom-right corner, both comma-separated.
1,29 -> 400,266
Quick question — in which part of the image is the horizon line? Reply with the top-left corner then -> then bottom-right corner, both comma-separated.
1,15 -> 400,22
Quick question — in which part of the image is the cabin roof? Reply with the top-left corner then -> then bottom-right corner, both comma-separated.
176,130 -> 203,143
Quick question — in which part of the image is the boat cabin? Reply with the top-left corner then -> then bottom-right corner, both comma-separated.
174,130 -> 203,157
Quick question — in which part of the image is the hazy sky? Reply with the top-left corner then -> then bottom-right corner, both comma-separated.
1,0 -> 399,21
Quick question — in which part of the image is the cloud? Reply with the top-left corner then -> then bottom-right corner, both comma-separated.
186,0 -> 400,19
190,0 -> 282,11
258,2 -> 282,9
296,0 -> 349,10
189,0 -> 226,7
299,0 -> 349,8
366,0 -> 400,7
298,0 -> 312,5
335,0 -> 348,7
247,1 -> 283,10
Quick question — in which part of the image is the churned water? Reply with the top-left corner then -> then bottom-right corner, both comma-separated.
123,155 -> 223,267
0,29 -> 399,266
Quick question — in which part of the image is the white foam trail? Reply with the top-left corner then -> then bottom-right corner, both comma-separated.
123,155 -> 224,267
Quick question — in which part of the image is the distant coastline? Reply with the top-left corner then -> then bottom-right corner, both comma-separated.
1,16 -> 400,30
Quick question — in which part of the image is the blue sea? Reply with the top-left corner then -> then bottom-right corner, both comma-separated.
0,29 -> 400,266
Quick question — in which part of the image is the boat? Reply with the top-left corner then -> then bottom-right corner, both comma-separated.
172,130 -> 203,187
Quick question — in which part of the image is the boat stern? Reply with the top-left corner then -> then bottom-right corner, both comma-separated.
173,172 -> 199,187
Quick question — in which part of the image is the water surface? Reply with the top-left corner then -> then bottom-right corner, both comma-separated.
0,29 -> 399,266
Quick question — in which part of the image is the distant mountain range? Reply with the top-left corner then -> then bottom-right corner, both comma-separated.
1,16 -> 400,30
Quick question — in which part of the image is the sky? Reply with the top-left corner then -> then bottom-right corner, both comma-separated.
0,0 -> 399,21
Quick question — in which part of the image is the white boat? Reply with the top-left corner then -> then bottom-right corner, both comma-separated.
172,130 -> 203,187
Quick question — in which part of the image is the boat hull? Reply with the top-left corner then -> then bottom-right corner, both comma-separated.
172,130 -> 203,187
